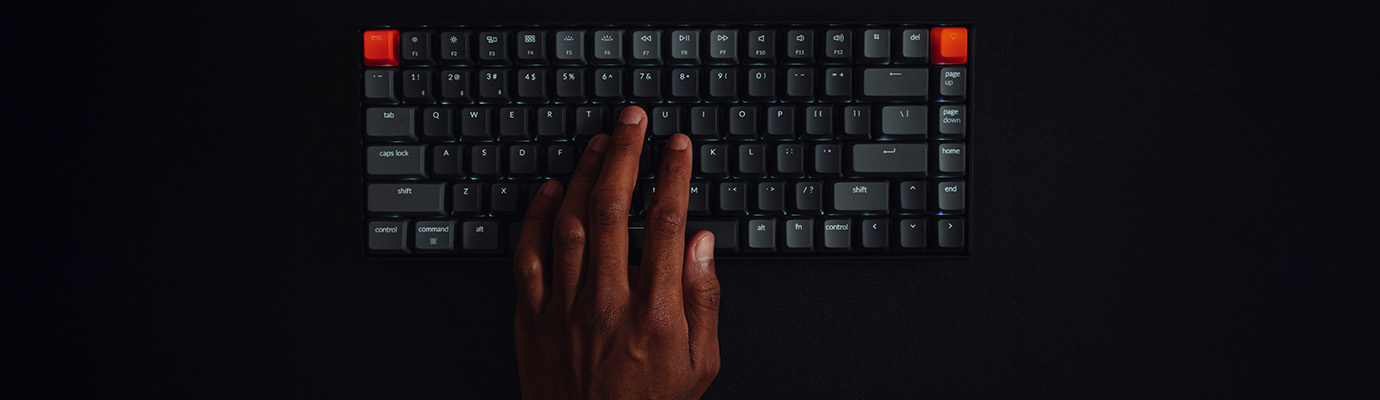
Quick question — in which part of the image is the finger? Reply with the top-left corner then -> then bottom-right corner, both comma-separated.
585,106 -> 647,306
682,231 -> 721,379
550,134 -> 609,312
637,134 -> 693,315
514,180 -> 563,318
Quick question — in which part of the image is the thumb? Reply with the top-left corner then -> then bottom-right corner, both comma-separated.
682,230 -> 721,379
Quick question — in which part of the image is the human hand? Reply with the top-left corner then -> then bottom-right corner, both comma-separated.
512,106 -> 721,399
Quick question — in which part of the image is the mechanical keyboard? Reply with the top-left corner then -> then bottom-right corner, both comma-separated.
361,24 -> 972,257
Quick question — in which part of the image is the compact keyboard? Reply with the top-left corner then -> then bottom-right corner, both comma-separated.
361,24 -> 971,257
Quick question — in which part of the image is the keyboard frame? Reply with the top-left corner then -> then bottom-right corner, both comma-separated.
358,22 -> 974,259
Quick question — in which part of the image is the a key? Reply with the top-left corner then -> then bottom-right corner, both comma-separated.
477,32 -> 508,64
432,145 -> 462,178
728,106 -> 757,139
899,181 -> 925,211
938,67 -> 966,98
709,68 -> 737,99
822,218 -> 852,251
593,30 -> 624,64
401,69 -> 434,103
459,107 -> 491,140
574,107 -> 604,137
708,29 -> 738,64
794,181 -> 823,213
685,220 -> 739,252
824,30 -> 852,60
756,182 -> 785,213
498,107 -> 529,140
689,106 -> 718,139
699,144 -> 728,177
546,144 -> 576,175
765,106 -> 795,140
363,69 -> 397,103
367,183 -> 446,216
775,144 -> 804,177
863,68 -> 928,98
785,30 -> 814,61
490,182 -> 522,213
639,145 -> 658,179
718,182 -> 746,213
414,220 -> 456,253
938,144 -> 965,174
440,70 -> 470,102
515,31 -> 547,63
516,69 -> 546,102
593,69 -> 623,101
937,218 -> 963,248
508,144 -> 538,177
401,31 -> 432,63
650,107 -> 680,137
831,181 -> 889,212
812,144 -> 842,176
631,30 -> 662,64
785,68 -> 814,98
804,106 -> 834,139
477,69 -> 510,102
899,29 -> 929,63
671,69 -> 699,99
938,181 -> 964,212
422,107 -> 452,140
938,105 -> 966,136
536,107 -> 566,139
746,68 -> 775,99
784,219 -> 814,251
746,219 -> 777,252
861,29 -> 891,64
746,30 -> 776,63
555,69 -> 585,101
824,68 -> 851,98
843,106 -> 871,138
899,218 -> 926,248
554,30 -> 586,64
470,144 -> 501,177
851,143 -> 927,175
736,143 -> 766,177
453,183 -> 483,214
861,219 -> 888,249
365,107 -> 415,141
439,31 -> 471,64
688,181 -> 709,214
367,220 -> 410,253
366,145 -> 426,178
669,30 -> 700,64
462,220 -> 500,252
632,69 -> 661,101
881,105 -> 927,136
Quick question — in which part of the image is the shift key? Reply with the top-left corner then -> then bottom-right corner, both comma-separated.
863,68 -> 927,98
368,183 -> 445,216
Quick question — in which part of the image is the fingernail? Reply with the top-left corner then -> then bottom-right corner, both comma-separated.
669,134 -> 689,151
589,135 -> 608,152
619,107 -> 643,125
540,180 -> 559,196
695,233 -> 715,263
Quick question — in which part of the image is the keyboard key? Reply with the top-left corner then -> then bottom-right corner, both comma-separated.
824,68 -> 851,98
938,105 -> 965,136
804,106 -> 834,138
718,182 -> 746,213
439,70 -> 470,101
843,106 -> 871,138
861,29 -> 890,63
574,107 -> 604,137
470,144 -> 501,177
785,30 -> 814,61
363,69 -> 397,102
685,220 -> 739,252
555,69 -> 585,101
498,107 -> 530,140
459,107 -> 491,140
899,181 -> 925,210
699,144 -> 729,177
765,106 -> 795,139
594,69 -> 624,101
861,219 -> 888,249
938,67 -> 966,97
689,106 -> 719,139
899,29 -> 928,62
632,69 -> 661,100
650,107 -> 680,137
422,107 -> 452,140
593,30 -> 624,64
937,218 -> 963,248
365,107 -> 415,141
490,182 -> 522,213
477,32 -> 508,64
812,144 -> 842,176
453,183 -> 483,214
401,69 -> 434,103
432,145 -> 462,178
363,30 -> 399,67
671,69 -> 699,99
709,68 -> 737,99
439,31 -> 471,64
462,220 -> 500,252
755,182 -> 785,213
516,69 -> 547,102
938,143 -> 965,174
401,31 -> 432,63
747,68 -> 775,99
899,218 -> 926,248
508,144 -> 538,177
746,30 -> 776,63
727,106 -> 757,138
794,181 -> 823,213
546,144 -> 576,175
708,30 -> 739,63
366,145 -> 426,178
937,181 -> 964,212
784,219 -> 814,251
863,68 -> 927,98
824,30 -> 852,60
880,105 -> 927,136
555,30 -> 586,64
831,181 -> 888,212
367,183 -> 445,216
515,31 -> 547,63
930,27 -> 967,64
536,107 -> 566,139
736,144 -> 766,177
414,220 -> 456,253
775,144 -> 804,176
669,30 -> 700,64
785,68 -> 814,98
822,218 -> 852,251
367,220 -> 409,253
746,219 -> 777,251
851,143 -> 926,174
631,30 -> 662,64
477,69 -> 510,102
688,181 -> 709,214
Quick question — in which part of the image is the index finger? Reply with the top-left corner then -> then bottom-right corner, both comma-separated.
584,106 -> 647,307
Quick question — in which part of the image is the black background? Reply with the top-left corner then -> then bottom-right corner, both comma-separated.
4,0 -> 1378,398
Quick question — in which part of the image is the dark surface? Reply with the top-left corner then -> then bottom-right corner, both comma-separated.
4,0 -> 1378,398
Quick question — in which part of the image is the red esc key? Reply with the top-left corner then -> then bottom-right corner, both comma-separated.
363,30 -> 399,66
930,27 -> 967,64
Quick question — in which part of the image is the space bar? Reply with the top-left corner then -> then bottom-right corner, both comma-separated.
629,219 -> 739,253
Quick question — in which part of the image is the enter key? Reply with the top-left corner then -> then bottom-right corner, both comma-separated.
850,143 -> 927,175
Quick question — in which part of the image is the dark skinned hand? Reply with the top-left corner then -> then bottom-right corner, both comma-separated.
513,106 -> 721,399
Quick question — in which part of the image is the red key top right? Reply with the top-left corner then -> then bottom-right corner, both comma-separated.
363,30 -> 399,66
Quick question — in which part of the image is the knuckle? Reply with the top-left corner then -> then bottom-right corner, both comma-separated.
647,206 -> 685,236
552,218 -> 586,251
588,300 -> 626,335
607,138 -> 640,155
589,197 -> 628,227
693,274 -> 722,312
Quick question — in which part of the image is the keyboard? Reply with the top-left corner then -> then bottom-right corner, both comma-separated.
361,24 -> 971,257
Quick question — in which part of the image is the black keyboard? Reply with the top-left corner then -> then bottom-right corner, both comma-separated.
361,24 -> 971,256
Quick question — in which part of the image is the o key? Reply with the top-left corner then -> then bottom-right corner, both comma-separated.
363,30 -> 400,66
930,27 -> 967,65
